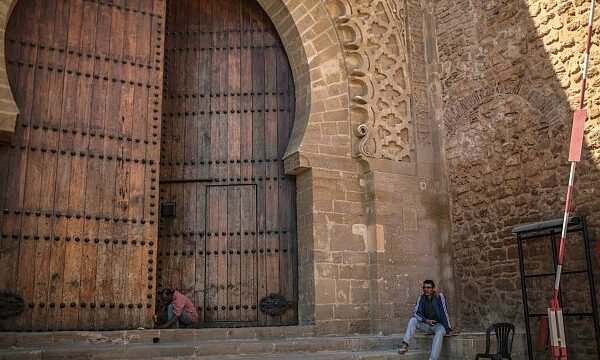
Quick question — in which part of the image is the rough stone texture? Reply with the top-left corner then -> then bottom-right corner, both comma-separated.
433,0 -> 600,357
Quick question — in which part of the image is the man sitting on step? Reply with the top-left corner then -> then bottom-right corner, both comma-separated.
156,288 -> 198,329
398,280 -> 452,359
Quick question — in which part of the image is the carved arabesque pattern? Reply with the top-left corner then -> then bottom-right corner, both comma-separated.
329,0 -> 413,162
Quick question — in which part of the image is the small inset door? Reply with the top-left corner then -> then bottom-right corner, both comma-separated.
204,185 -> 257,323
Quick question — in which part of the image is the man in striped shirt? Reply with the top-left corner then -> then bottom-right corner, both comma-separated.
398,280 -> 452,359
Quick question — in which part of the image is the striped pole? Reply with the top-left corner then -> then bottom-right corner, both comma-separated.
549,1 -> 595,358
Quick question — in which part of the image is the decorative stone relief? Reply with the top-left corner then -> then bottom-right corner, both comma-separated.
327,0 -> 413,162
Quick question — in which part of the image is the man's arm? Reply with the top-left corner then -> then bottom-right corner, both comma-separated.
412,296 -> 426,322
158,314 -> 180,329
439,293 -> 452,333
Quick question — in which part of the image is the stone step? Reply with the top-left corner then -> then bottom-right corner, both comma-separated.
0,328 -> 529,359
0,326 -> 318,348
0,334 -> 409,360
159,350 -> 431,359
0,349 -> 431,360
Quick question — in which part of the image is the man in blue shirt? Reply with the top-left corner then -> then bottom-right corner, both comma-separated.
398,280 -> 452,359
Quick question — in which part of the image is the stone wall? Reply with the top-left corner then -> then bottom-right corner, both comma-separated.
433,0 -> 600,357
314,0 -> 453,335
0,0 -> 19,142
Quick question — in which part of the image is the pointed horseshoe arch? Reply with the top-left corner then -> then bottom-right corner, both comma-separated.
158,0 -> 298,327
0,0 -> 347,330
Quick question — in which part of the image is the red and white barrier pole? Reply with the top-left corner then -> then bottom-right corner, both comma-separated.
549,1 -> 596,358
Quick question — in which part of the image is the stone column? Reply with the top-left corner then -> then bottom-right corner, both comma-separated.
0,0 -> 19,143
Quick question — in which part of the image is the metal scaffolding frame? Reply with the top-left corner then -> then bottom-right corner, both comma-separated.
513,216 -> 600,359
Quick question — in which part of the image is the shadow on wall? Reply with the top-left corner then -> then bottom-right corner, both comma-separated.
436,0 -> 600,357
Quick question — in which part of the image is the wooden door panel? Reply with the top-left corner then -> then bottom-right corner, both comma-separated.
0,0 -> 165,331
240,185 -> 258,322
204,185 -> 256,323
158,0 -> 297,327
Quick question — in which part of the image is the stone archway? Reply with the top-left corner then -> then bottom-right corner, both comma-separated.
0,0 -> 351,169
0,0 -> 351,328
256,0 -> 352,326
0,0 -> 351,161
0,0 -> 19,142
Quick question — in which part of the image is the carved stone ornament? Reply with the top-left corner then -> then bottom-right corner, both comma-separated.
329,0 -> 413,161
259,293 -> 295,316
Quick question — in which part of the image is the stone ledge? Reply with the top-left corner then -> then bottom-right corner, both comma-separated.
0,333 -> 398,359
0,113 -> 16,143
0,329 -> 529,359
0,349 -> 431,360
0,326 -> 318,348
411,331 -> 528,359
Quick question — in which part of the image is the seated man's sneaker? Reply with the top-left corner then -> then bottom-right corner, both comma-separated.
398,342 -> 409,354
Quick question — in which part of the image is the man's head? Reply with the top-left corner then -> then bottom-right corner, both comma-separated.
422,280 -> 435,297
160,288 -> 174,303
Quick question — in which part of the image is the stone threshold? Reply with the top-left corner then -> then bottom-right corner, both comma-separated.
0,325 -> 318,348
155,350 -> 431,360
0,327 -> 528,360
0,337 -> 399,357
0,329 -> 407,360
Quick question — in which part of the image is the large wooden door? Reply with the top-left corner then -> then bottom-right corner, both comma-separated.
0,0 -> 164,330
158,0 -> 297,326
